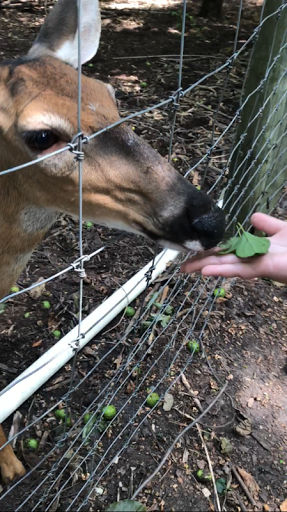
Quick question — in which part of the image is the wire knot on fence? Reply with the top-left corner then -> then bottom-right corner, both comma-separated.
68,132 -> 89,161
169,87 -> 184,112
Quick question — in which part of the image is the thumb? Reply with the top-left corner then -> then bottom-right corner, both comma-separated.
250,212 -> 286,236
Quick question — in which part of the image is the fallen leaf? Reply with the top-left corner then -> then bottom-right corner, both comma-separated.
1,325 -> 15,336
237,467 -> 260,495
210,379 -> 218,390
197,460 -> 206,470
202,487 -> 211,498
83,346 -> 97,357
163,393 -> 174,412
234,418 -> 252,437
216,297 -> 228,303
280,499 -> 287,512
126,381 -> 136,394
272,280 -> 286,288
216,478 -> 227,494
32,339 -> 43,347
220,437 -> 233,454
8,411 -> 23,449
192,170 -> 199,186
247,397 -> 254,408
29,278 -> 46,299
48,314 -> 60,332
94,486 -> 104,494
113,355 -> 123,369
106,500 -> 146,511
182,448 -> 189,464
51,376 -> 65,386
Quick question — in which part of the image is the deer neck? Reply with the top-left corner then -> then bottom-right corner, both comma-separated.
0,174 -> 57,298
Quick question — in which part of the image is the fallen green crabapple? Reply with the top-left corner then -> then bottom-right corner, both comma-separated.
146,392 -> 160,408
41,300 -> 51,309
187,340 -> 200,353
214,287 -> 225,298
124,306 -> 135,317
54,409 -> 66,421
26,439 -> 39,450
103,405 -> 117,420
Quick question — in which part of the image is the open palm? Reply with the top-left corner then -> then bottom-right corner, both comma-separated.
181,213 -> 287,284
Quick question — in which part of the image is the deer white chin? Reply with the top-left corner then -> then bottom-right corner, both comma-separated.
159,239 -> 204,254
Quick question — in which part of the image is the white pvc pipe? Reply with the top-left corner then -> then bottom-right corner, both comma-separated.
0,248 -> 179,422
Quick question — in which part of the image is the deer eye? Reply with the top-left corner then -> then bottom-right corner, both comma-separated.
23,130 -> 60,151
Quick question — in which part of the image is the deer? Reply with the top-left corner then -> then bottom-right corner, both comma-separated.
0,0 -> 225,484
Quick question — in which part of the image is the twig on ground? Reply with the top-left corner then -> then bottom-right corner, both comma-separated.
231,465 -> 257,508
222,471 -> 232,511
158,464 -> 173,483
8,411 -> 23,449
197,424 -> 221,512
102,308 -> 126,336
131,382 -> 228,500
233,491 -> 248,512
181,373 -> 203,412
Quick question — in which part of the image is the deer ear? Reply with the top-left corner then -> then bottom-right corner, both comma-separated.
28,0 -> 101,68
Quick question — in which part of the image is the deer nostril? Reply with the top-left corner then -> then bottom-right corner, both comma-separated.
192,206 -> 225,249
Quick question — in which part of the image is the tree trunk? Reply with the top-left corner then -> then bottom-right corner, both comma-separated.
224,0 -> 287,233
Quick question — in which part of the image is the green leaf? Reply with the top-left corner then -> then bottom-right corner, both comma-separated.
235,231 -> 270,258
146,292 -> 159,309
139,320 -> 151,334
164,305 -> 174,315
218,237 -> 239,254
216,477 -> 227,495
97,418 -> 108,433
106,500 -> 146,512
218,228 -> 270,259
159,314 -> 171,327
220,437 -> 233,454
82,415 -> 97,439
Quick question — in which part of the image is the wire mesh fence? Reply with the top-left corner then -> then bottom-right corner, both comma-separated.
0,0 -> 286,510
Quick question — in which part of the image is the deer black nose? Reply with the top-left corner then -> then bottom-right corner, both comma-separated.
191,205 -> 225,249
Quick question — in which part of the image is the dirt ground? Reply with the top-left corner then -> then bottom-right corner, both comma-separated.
0,0 -> 286,511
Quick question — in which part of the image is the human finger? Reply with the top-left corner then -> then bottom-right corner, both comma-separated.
201,263 -> 258,279
180,253 -> 240,273
250,212 -> 286,235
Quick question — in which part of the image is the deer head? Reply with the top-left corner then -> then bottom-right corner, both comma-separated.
0,0 -> 225,299
0,0 -> 226,485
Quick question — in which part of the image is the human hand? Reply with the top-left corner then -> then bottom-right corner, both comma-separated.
180,213 -> 287,284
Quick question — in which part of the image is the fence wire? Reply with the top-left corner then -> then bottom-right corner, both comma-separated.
0,0 -> 286,511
